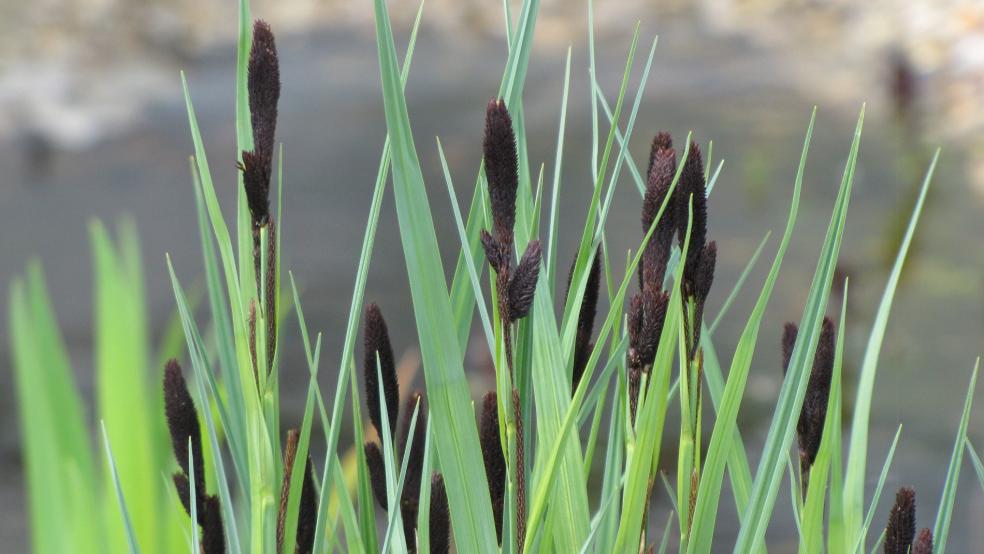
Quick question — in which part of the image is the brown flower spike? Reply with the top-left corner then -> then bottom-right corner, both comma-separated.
781,317 -> 836,473
163,359 -> 225,554
566,248 -> 601,393
364,303 -> 399,440
884,487 -> 916,554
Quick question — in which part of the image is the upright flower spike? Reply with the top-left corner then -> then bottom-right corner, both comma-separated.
478,391 -> 506,543
429,474 -> 451,554
162,359 -> 225,554
640,132 -> 677,290
675,140 -> 708,269
163,359 -> 204,498
884,487 -> 917,554
566,248 -> 602,393
277,430 -> 318,554
507,240 -> 541,321
364,442 -> 388,508
912,528 -> 933,554
364,303 -> 399,439
483,99 -> 519,248
248,20 -> 281,167
687,241 -> 717,359
782,317 -> 835,473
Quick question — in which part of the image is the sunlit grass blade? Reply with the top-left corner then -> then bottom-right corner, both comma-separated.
842,148 -> 940,549
932,360 -> 978,553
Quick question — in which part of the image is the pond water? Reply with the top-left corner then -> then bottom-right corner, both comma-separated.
1,17 -> 982,551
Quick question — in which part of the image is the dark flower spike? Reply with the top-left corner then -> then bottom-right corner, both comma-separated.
478,391 -> 506,543
688,241 -> 717,359
241,149 -> 272,226
641,132 -> 677,289
295,457 -> 318,554
364,441 -> 388,509
884,487 -> 916,554
483,99 -> 519,246
429,474 -> 451,554
507,240 -> 541,321
627,288 -> 669,370
567,248 -> 601,393
912,528 -> 933,554
796,317 -> 835,469
201,495 -> 226,554
480,229 -> 508,275
675,140 -> 708,263
398,392 -> 427,502
172,472 -> 196,516
248,20 -> 281,162
364,303 -> 399,439
163,359 -> 205,499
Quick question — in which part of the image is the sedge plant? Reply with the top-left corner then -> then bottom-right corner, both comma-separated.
8,0 -> 983,552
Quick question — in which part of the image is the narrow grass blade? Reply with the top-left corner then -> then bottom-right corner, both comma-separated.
933,360 -> 978,553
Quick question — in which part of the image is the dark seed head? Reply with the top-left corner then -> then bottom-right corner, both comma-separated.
507,240 -> 541,321
627,288 -> 669,370
364,441 -> 388,509
478,391 -> 506,543
641,132 -> 677,289
296,457 -> 318,554
675,141 -> 707,270
912,528 -> 933,554
884,487 -> 917,554
241,149 -> 272,226
364,303 -> 399,439
483,99 -> 519,246
248,20 -> 281,160
429,474 -> 451,554
567,248 -> 601,393
797,317 -> 836,468
480,229 -> 509,275
163,359 -> 204,498
200,494 -> 226,554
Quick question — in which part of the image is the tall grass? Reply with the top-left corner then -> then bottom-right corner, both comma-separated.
7,0 -> 981,552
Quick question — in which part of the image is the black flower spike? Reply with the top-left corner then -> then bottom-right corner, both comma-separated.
478,392 -> 506,543
240,150 -> 272,226
675,140 -> 708,262
566,248 -> 601,393
799,317 -> 835,465
398,393 -> 428,503
364,303 -> 399,439
295,457 -> 318,554
688,241 -> 717,359
248,20 -> 281,161
201,495 -> 226,554
364,442 -> 388,509
912,528 -> 933,554
163,359 -> 205,499
429,474 -> 451,554
483,99 -> 519,246
640,132 -> 677,289
884,487 -> 916,554
627,288 -> 669,370
507,240 -> 541,321
480,229 -> 508,275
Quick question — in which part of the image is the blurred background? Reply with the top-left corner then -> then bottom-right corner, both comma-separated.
2,0 -> 984,550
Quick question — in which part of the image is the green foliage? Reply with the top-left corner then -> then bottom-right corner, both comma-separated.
8,0 -> 981,553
